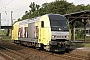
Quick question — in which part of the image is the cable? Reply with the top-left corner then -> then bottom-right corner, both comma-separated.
0,0 -> 13,10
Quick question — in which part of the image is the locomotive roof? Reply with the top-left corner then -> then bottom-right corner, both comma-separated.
18,14 -> 66,25
19,16 -> 41,25
48,14 -> 66,20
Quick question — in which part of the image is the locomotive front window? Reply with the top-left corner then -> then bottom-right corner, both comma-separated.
50,20 -> 68,31
50,20 -> 67,27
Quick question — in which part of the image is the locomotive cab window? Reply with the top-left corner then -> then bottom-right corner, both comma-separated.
41,21 -> 44,27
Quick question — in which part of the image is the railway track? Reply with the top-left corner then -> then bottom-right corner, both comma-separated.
0,50 -> 14,60
0,46 -> 44,60
18,47 -> 89,60
0,46 -> 27,60
0,40 -> 89,60
55,53 -> 89,60
39,49 -> 89,60
0,40 -> 44,60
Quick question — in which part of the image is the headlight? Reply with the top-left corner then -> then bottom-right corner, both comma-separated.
66,36 -> 69,38
52,35 -> 56,38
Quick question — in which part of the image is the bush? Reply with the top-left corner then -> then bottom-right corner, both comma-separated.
75,30 -> 84,39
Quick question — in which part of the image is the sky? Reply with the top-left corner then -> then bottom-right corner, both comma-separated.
0,0 -> 90,26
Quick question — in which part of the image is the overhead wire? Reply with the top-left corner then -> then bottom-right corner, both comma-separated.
0,0 -> 13,15
0,0 -> 13,10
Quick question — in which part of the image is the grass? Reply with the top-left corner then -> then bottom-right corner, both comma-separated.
83,43 -> 90,47
73,43 -> 90,48
86,36 -> 90,40
75,36 -> 90,40
73,36 -> 90,47
0,36 -> 12,41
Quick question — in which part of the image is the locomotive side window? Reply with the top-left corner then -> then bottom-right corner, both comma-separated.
41,21 -> 44,27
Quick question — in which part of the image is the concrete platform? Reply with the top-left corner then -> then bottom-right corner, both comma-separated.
76,47 -> 90,52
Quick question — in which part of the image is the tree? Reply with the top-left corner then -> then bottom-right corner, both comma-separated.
20,1 -> 90,21
18,18 -> 21,21
29,2 -> 36,14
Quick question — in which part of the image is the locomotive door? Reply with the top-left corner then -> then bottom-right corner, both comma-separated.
38,21 -> 51,45
38,21 -> 44,43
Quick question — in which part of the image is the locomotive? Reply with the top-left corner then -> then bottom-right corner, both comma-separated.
12,14 -> 70,52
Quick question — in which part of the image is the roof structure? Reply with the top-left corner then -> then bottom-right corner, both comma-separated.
65,10 -> 90,23
64,10 -> 90,42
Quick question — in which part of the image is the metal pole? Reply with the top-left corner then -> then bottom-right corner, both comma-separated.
82,19 -> 87,43
11,11 -> 13,26
8,11 -> 13,36
74,26 -> 75,41
84,21 -> 86,43
71,21 -> 74,41
73,22 -> 76,41
0,13 -> 1,36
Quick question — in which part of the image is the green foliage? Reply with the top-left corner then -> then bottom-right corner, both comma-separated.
1,30 -> 7,35
75,21 -> 84,28
18,18 -> 21,21
75,30 -> 84,39
83,43 -> 90,47
19,0 -> 90,20
0,36 -> 11,40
